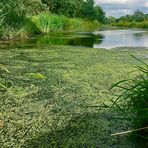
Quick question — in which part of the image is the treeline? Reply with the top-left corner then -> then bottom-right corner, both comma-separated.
41,0 -> 105,23
0,0 -> 105,40
106,10 -> 148,29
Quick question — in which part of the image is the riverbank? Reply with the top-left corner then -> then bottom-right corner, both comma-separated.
110,21 -> 148,29
0,45 -> 148,147
0,13 -> 99,41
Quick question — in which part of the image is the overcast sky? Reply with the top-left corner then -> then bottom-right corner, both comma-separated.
95,0 -> 148,17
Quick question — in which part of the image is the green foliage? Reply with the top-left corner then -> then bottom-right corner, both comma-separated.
23,0 -> 48,15
112,21 -> 148,29
66,18 -> 98,31
94,6 -> 106,23
23,18 -> 41,35
0,0 -> 49,27
0,0 -> 27,39
81,0 -> 105,23
28,13 -> 99,34
50,0 -> 84,17
0,0 -> 103,40
106,16 -> 116,24
0,0 -> 26,28
0,1 -> 101,40
41,0 -> 105,23
31,13 -> 68,33
132,10 -> 146,22
81,0 -> 95,20
111,56 -> 148,141
116,10 -> 147,23
110,10 -> 148,29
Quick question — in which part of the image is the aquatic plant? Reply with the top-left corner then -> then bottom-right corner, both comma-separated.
0,64 -> 12,91
111,55 -> 148,141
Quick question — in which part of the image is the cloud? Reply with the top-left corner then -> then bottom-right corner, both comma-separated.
95,0 -> 142,5
96,0 -> 131,4
145,2 -> 148,8
95,0 -> 148,17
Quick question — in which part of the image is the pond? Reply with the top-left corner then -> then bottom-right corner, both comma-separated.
2,27 -> 148,49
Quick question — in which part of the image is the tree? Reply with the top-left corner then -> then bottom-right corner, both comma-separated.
116,10 -> 147,23
40,0 -> 105,22
94,6 -> 105,23
80,0 -> 105,23
81,0 -> 95,20
106,16 -> 116,24
41,0 -> 84,17
133,10 -> 145,22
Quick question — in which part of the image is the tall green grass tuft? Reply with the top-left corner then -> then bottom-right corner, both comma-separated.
31,13 -> 68,33
29,13 -> 99,34
111,56 -> 148,141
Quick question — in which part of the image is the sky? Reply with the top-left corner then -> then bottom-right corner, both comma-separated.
95,0 -> 148,17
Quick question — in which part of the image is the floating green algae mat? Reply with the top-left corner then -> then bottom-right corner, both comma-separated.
0,45 -> 148,147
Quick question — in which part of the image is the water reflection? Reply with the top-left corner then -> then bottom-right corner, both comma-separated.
93,30 -> 148,49
26,32 -> 104,48
0,28 -> 148,49
32,29 -> 148,49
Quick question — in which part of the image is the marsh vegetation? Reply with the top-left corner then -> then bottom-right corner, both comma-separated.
0,0 -> 148,147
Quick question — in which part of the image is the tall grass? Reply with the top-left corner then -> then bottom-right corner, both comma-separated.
67,18 -> 99,31
31,13 -> 68,33
111,56 -> 148,141
29,13 -> 99,34
0,0 -> 26,28
0,0 -> 28,39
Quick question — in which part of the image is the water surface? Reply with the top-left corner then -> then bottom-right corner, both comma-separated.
1,27 -> 148,49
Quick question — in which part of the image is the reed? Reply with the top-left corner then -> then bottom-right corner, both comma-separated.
111,55 -> 148,141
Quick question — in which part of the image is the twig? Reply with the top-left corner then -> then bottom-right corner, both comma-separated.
111,126 -> 148,136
